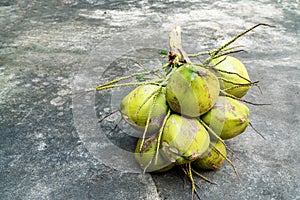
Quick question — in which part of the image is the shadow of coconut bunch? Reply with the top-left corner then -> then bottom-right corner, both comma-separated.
90,24 -> 274,199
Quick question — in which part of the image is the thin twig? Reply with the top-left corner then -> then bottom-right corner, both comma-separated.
221,91 -> 271,106
211,23 -> 275,58
204,23 -> 275,64
188,45 -> 245,57
249,121 -> 266,139
96,63 -> 169,89
212,49 -> 246,59
218,77 -> 258,86
95,81 -> 161,91
98,109 -> 119,123
199,119 -> 238,159
134,86 -> 162,117
139,87 -> 161,153
191,168 -> 218,185
106,117 -> 123,135
154,109 -> 171,164
212,68 -> 252,83
211,144 -> 239,178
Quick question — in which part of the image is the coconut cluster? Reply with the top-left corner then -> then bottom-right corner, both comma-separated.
119,55 -> 252,173
95,24 -> 272,199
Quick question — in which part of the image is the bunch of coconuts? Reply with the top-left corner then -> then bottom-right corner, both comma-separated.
95,24 -> 272,199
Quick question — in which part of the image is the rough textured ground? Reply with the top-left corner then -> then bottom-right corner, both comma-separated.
1,0 -> 299,200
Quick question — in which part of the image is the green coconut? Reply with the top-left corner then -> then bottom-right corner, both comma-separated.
192,140 -> 227,170
119,85 -> 168,136
211,56 -> 251,98
201,96 -> 249,140
161,114 -> 210,165
166,64 -> 220,117
134,134 -> 174,173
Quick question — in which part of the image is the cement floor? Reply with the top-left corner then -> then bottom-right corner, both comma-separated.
1,1 -> 299,199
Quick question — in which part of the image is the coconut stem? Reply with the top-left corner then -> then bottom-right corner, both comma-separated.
199,119 -> 238,160
154,109 -> 171,164
212,23 -> 274,57
169,26 -> 191,63
134,62 -> 163,79
191,168 -> 217,185
218,78 -> 260,93
139,87 -> 161,153
95,63 -> 169,89
222,84 -> 253,93
210,144 -> 239,178
199,119 -> 224,144
218,77 -> 258,86
98,109 -> 119,123
211,49 -> 246,59
134,86 -> 162,117
94,81 -> 162,91
249,121 -> 266,139
214,68 -> 252,83
204,23 -> 275,65
188,45 -> 244,58
181,164 -> 201,200
107,116 -> 123,136
220,91 -> 271,106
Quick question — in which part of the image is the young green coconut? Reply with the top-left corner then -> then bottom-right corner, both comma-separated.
201,96 -> 249,140
135,134 -> 174,173
119,84 -> 168,136
166,65 -> 220,117
192,140 -> 227,170
210,55 -> 252,98
161,114 -> 210,165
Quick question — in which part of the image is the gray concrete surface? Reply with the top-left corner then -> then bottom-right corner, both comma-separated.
1,0 -> 299,200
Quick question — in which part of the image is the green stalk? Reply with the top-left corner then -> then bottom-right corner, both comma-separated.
139,87 -> 161,153
154,109 -> 171,164
220,90 -> 271,106
134,86 -> 162,117
191,168 -> 217,185
94,80 -> 162,91
210,144 -> 239,178
95,62 -> 169,89
204,23 -> 275,65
